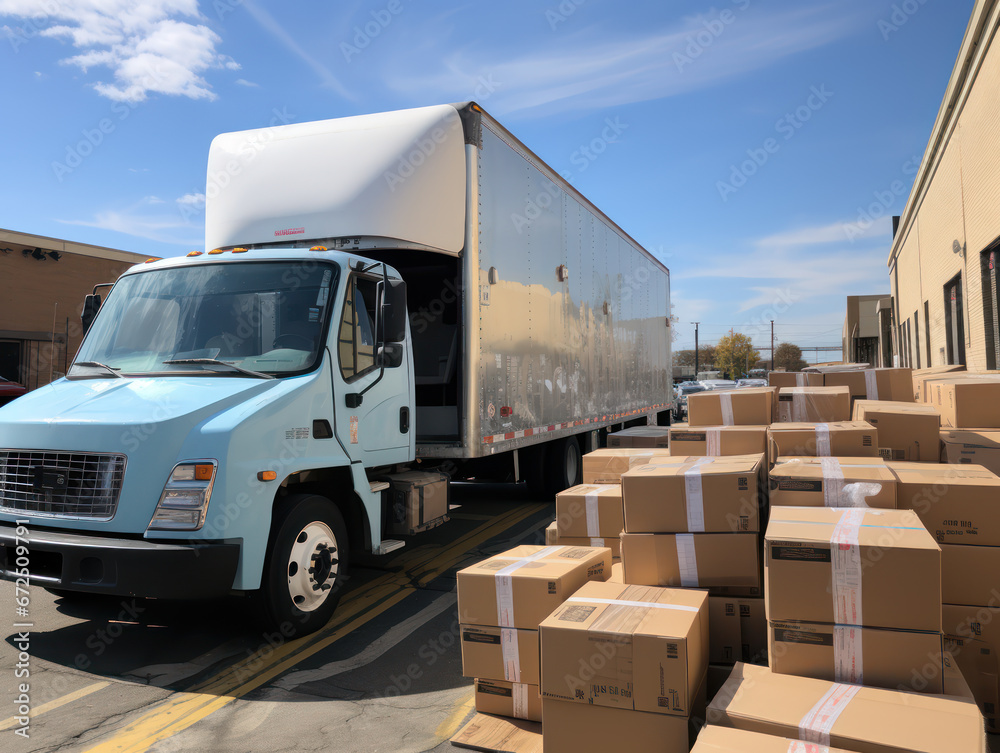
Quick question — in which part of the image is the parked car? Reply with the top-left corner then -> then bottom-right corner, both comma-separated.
0,377 -> 26,407
736,378 -> 768,388
699,380 -> 737,391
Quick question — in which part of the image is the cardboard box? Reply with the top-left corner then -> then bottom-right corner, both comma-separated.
461,625 -> 539,685
582,448 -> 673,484
708,597 -> 767,665
768,621 -> 945,693
941,543 -> 1000,606
473,679 -> 541,722
668,425 -> 768,456
764,507 -> 941,632
944,631 -> 1000,733
941,429 -> 1000,475
767,421 -> 879,463
706,662 -> 986,753
457,545 -> 611,630
622,454 -> 764,533
687,388 -> 777,427
913,365 -> 966,402
539,581 -> 709,716
852,400 -> 941,462
768,457 -> 896,509
545,535 -> 621,561
822,367 -> 914,402
621,532 -> 761,593
555,484 -> 623,538
544,520 -> 558,545
608,561 -> 624,583
891,462 -> 1000,545
768,371 -> 824,389
691,726 -> 857,753
945,603 -> 1000,733
384,470 -> 449,534
541,693 -> 702,753
776,386 -> 851,423
933,377 -> 1000,428
607,425 -> 670,448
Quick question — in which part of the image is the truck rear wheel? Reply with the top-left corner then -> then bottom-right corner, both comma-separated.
258,494 -> 349,638
544,436 -> 582,498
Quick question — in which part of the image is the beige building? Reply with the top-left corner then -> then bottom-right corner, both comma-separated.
843,294 -> 892,366
888,0 -> 1000,371
0,228 -> 150,390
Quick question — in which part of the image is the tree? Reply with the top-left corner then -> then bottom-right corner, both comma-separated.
715,332 -> 760,380
774,342 -> 807,372
673,346 -> 716,371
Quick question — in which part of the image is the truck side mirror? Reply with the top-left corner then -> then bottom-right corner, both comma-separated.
81,294 -> 102,336
382,279 -> 408,344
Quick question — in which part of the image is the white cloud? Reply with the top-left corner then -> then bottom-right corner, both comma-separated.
380,4 -> 865,117
0,0 -> 238,102
58,195 -> 202,247
757,216 -> 893,249
176,192 -> 205,207
235,78 -> 258,88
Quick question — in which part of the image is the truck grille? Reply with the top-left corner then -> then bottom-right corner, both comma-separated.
0,450 -> 126,520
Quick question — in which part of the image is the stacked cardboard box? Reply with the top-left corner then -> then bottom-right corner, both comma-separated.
687,387 -> 777,426
457,544 -> 611,722
692,726 -> 859,753
924,375 -> 1000,427
550,483 -> 624,560
945,632 -> 1000,732
776,386 -> 851,423
764,507 -> 946,693
912,364 -> 965,402
606,425 -> 670,448
852,400 -> 942,461
941,429 -> 1000,473
768,457 -> 897,509
668,424 -> 768,456
819,366 -> 914,404
705,662 -> 986,753
767,371 -> 823,389
540,581 -> 708,751
767,420 -> 879,462
619,454 -> 765,596
581,447 -> 672,484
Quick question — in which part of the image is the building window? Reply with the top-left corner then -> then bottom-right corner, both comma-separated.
923,300 -> 931,368
913,310 -> 920,369
981,243 -> 1000,370
944,273 -> 966,366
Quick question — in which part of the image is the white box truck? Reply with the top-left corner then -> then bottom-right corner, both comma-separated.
0,103 -> 671,635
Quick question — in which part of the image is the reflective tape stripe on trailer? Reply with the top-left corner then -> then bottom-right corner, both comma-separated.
481,404 -> 670,444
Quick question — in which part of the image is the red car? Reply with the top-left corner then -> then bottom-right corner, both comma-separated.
0,376 -> 27,406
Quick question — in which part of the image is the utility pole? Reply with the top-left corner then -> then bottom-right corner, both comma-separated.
770,320 -> 775,371
692,322 -> 700,378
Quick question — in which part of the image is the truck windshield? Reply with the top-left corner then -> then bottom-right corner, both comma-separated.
70,261 -> 339,378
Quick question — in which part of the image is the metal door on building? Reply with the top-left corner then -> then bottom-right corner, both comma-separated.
944,274 -> 965,366
982,247 -> 1000,370
0,340 -> 23,383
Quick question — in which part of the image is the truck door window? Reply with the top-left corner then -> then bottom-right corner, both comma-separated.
339,276 -> 378,380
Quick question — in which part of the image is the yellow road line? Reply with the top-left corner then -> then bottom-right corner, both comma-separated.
435,687 -> 475,740
0,681 -> 110,731
83,503 -> 545,753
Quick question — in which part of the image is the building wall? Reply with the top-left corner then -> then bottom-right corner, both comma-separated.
890,0 -> 1000,371
0,232 -> 148,389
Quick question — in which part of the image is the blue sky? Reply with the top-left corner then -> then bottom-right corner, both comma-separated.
0,0 -> 974,359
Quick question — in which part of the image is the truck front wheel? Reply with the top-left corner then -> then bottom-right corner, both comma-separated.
258,494 -> 350,637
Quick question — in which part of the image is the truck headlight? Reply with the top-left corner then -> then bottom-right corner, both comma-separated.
148,461 -> 217,531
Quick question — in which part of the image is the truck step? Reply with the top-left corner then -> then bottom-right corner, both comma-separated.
375,539 -> 406,555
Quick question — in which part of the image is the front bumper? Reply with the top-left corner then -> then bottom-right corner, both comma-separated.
0,523 -> 240,599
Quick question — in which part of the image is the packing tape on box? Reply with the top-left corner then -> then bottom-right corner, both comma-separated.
706,428 -> 722,456
798,682 -> 860,746
787,742 -> 832,753
796,373 -> 808,386
830,509 -> 865,626
720,393 -> 735,425
512,682 -> 529,720
566,596 -> 701,612
495,545 -> 566,628
501,627 -> 521,682
792,392 -> 808,422
584,485 -> 616,537
684,457 -> 714,532
834,625 -> 863,685
820,458 -> 845,507
865,369 -> 879,400
815,423 -> 832,456
589,537 -> 605,547
675,533 -> 700,587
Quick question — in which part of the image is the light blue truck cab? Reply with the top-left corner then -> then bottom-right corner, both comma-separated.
0,247 -> 413,635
